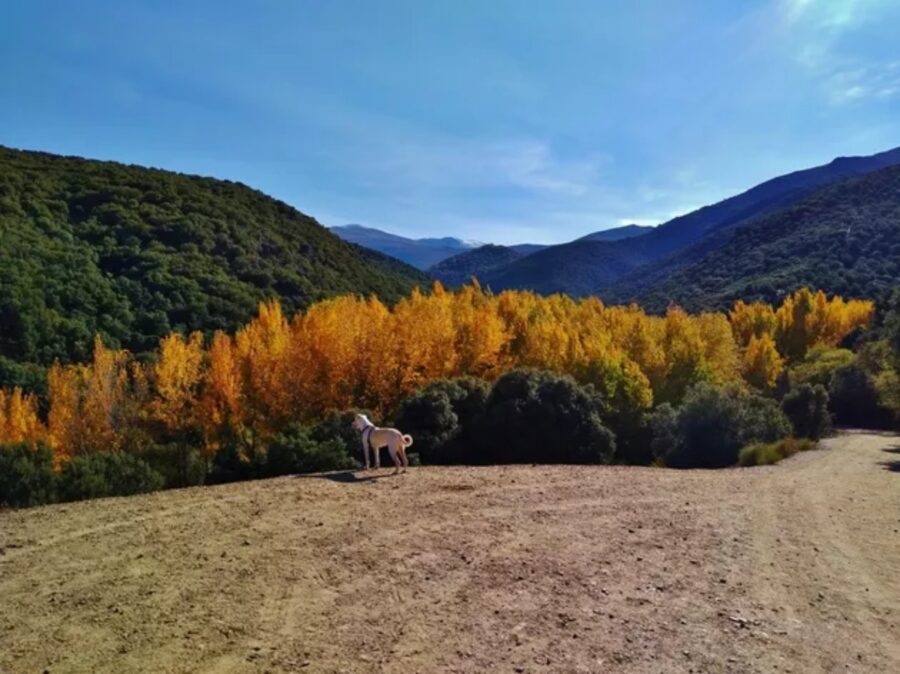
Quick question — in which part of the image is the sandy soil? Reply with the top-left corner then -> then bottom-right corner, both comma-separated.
1,431 -> 898,674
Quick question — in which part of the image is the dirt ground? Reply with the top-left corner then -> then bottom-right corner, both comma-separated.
1,431 -> 898,674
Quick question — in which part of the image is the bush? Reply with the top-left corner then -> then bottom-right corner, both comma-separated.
395,377 -> 489,464
264,423 -> 356,476
57,452 -> 164,502
738,438 -> 816,467
829,363 -> 892,428
310,408 -> 376,466
654,383 -> 791,468
208,441 -> 263,484
781,383 -> 831,439
473,369 -> 616,464
783,346 -> 856,391
139,443 -> 207,488
649,403 -> 681,461
0,442 -> 56,507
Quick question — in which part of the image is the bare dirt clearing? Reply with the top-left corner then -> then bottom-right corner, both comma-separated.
1,431 -> 898,673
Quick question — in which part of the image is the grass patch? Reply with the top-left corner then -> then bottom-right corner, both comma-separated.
738,438 -> 816,467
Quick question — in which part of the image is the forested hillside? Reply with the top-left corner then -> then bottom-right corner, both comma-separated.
429,244 -> 524,287
482,147 -> 900,295
610,164 -> 900,311
0,147 -> 427,366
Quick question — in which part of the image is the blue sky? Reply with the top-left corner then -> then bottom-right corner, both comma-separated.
2,1 -> 899,244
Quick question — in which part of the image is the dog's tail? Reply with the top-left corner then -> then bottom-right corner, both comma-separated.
402,434 -> 414,447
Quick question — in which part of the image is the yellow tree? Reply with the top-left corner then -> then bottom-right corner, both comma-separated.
80,337 -> 131,453
47,362 -> 85,460
452,282 -> 509,379
743,333 -> 784,391
659,306 -> 710,402
729,300 -> 777,346
0,387 -> 44,445
197,331 -> 244,458
151,332 -> 205,439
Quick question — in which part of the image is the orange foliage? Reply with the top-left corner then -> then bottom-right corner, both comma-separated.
2,286 -> 874,464
0,387 -> 44,445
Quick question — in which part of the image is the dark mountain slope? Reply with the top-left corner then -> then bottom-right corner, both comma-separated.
0,147 -> 427,364
576,224 -> 654,242
331,224 -> 473,269
429,244 -> 524,287
482,240 -> 654,296
486,147 -> 900,294
608,164 -> 900,312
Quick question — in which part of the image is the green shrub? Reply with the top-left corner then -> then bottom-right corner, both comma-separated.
783,346 -> 856,391
781,383 -> 831,439
57,452 -> 164,502
829,363 -> 892,428
139,443 -> 207,488
395,377 -> 490,464
310,408 -> 376,466
738,437 -> 816,467
654,383 -> 792,468
473,369 -> 616,464
208,441 -> 264,484
0,442 -> 57,507
264,424 -> 356,476
649,403 -> 681,461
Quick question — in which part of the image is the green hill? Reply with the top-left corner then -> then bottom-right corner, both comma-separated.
483,147 -> 900,295
0,147 -> 427,366
608,164 -> 900,311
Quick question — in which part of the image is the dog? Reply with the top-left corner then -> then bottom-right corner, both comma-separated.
351,413 -> 413,473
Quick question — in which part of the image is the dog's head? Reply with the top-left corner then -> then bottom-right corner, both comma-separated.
351,413 -> 370,432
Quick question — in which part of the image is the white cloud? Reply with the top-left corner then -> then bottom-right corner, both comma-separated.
824,63 -> 900,104
779,0 -> 900,104
372,137 -> 610,198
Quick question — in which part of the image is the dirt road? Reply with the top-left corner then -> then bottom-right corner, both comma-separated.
1,431 -> 898,673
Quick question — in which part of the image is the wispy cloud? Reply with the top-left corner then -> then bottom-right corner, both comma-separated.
824,61 -> 900,104
780,0 -> 900,103
370,137 -> 611,198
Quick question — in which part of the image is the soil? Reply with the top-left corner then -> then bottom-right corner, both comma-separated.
1,430 -> 898,673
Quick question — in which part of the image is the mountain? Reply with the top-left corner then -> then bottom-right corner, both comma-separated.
509,244 -> 547,255
603,163 -> 900,311
429,244 -> 525,287
0,147 -> 428,366
576,224 -> 654,242
482,240 -> 654,295
429,224 -> 650,289
482,147 -> 900,295
330,224 -> 475,269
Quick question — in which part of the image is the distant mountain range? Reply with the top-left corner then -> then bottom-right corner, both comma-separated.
338,147 -> 900,308
330,224 -> 477,269
429,223 -> 650,288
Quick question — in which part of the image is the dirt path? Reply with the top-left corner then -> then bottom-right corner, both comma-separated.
1,431 -> 897,673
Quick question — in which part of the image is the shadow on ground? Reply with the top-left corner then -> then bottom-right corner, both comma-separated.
294,470 -> 398,484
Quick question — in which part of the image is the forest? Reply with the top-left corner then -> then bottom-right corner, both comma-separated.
0,146 -> 426,368
2,283 -> 897,507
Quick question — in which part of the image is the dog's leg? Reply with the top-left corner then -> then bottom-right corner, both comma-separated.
399,446 -> 409,472
374,442 -> 381,470
361,437 -> 370,470
388,443 -> 401,475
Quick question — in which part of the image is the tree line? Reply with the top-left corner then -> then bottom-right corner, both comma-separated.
0,284 -> 872,453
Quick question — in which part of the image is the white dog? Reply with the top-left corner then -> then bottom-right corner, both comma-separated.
351,413 -> 413,473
